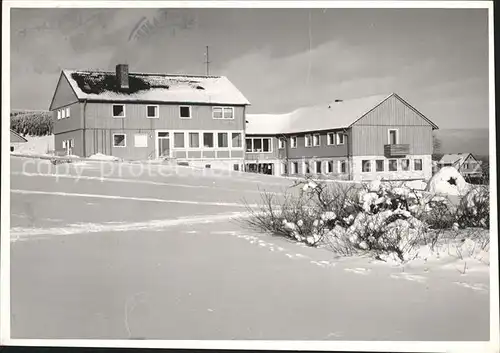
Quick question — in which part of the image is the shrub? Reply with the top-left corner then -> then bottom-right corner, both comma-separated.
10,110 -> 53,136
455,186 -> 490,229
241,176 -> 490,264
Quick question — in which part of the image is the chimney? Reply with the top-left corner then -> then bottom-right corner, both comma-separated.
116,64 -> 129,90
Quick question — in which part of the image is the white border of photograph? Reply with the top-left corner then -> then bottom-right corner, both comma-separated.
1,1 -> 498,352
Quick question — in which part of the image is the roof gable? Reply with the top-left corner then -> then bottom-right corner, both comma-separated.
438,153 -> 472,165
61,69 -> 250,105
352,93 -> 439,129
49,71 -> 79,111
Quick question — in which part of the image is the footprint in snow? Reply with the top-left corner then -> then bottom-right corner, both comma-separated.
453,282 -> 488,292
344,267 -> 371,275
390,273 -> 427,283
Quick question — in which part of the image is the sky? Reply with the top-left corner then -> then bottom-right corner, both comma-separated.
10,7 -> 490,129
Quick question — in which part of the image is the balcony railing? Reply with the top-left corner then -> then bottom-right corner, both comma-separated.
384,144 -> 410,157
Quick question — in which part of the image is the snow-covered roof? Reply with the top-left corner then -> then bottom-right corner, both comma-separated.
438,153 -> 472,165
62,70 -> 250,105
246,93 -> 395,135
10,129 -> 27,143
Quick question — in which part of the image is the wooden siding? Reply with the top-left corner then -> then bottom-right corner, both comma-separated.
49,73 -> 79,110
286,131 -> 350,159
83,129 -> 155,159
53,103 -> 84,135
351,125 -> 432,156
54,129 -> 85,156
84,103 -> 245,131
353,95 -> 430,127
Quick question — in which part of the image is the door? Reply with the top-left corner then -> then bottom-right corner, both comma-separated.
157,132 -> 170,158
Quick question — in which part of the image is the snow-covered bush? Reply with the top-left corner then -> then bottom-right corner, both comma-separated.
455,186 -> 490,229
242,175 -> 489,264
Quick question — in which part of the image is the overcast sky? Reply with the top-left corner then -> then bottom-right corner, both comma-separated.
10,7 -> 490,129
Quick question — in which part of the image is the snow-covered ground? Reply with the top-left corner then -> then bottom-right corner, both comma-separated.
9,156 -> 491,341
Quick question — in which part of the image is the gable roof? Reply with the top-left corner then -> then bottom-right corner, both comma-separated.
59,70 -> 250,105
10,129 -> 28,143
438,153 -> 475,165
246,93 -> 438,135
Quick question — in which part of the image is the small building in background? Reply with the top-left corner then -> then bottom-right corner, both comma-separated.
437,153 -> 484,181
10,129 -> 27,152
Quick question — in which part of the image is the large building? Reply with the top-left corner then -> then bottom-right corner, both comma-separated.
245,93 -> 439,182
49,64 -> 250,170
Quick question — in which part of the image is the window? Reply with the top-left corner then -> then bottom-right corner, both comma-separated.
262,138 -> 271,152
218,133 -> 229,148
304,161 -> 311,174
179,106 -> 191,119
315,161 -> 322,174
376,160 -> 384,172
305,135 -> 312,147
134,134 -> 148,147
290,136 -> 297,148
281,163 -> 288,175
57,110 -> 61,120
231,133 -> 242,148
253,138 -> 262,152
66,107 -> 70,118
112,104 -> 125,118
61,108 -> 66,119
212,107 -> 234,119
401,159 -> 410,171
291,162 -> 298,174
313,134 -> 320,146
278,138 -> 285,149
233,164 -> 239,171
327,161 -> 334,173
189,133 -> 200,148
62,139 -> 74,149
147,105 -> 158,118
388,129 -> 398,144
245,138 -> 272,153
223,107 -> 234,119
203,133 -> 214,148
336,133 -> 346,145
362,160 -> 371,172
414,159 -> 423,171
245,138 -> 253,152
327,132 -> 335,145
212,107 -> 223,119
113,134 -> 126,147
389,159 -> 397,171
339,160 -> 347,174
174,132 -> 185,148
